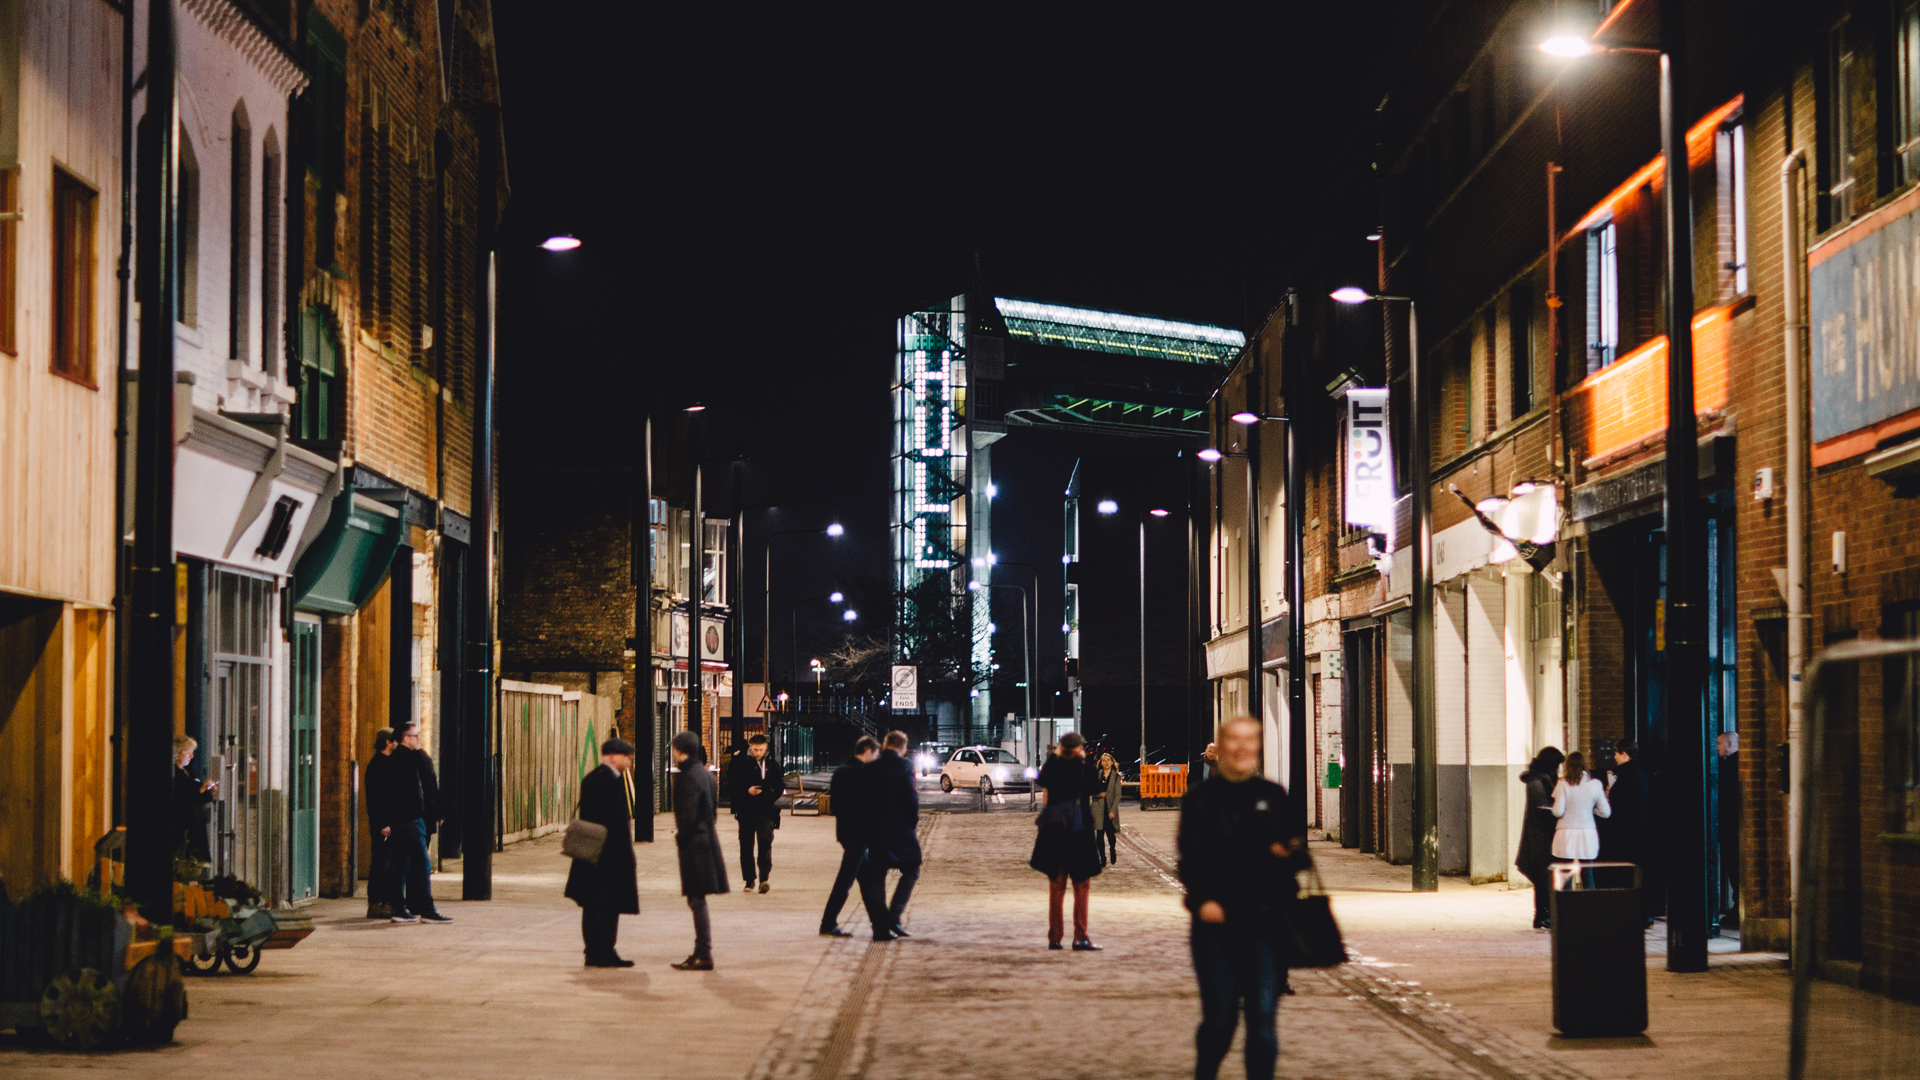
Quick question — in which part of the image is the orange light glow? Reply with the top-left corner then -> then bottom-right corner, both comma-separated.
1569,299 -> 1740,463
1570,97 -> 1745,235
1593,0 -> 1644,39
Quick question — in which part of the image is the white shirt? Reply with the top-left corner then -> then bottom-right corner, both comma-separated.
1550,776 -> 1612,860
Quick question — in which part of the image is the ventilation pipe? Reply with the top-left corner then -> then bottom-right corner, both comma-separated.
1781,147 -> 1808,902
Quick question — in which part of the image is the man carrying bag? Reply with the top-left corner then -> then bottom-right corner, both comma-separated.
1177,715 -> 1322,1080
564,737 -> 639,968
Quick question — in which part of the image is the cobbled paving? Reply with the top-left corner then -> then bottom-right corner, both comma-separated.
752,809 -> 1596,1080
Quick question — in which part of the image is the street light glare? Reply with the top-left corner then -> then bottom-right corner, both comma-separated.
1230,411 -> 1261,425
829,591 -> 844,603
539,234 -> 581,251
683,403 -> 706,413
1096,500 -> 1119,515
1197,448 -> 1224,462
825,523 -> 844,536
1330,286 -> 1373,305
1149,508 -> 1170,517
843,609 -> 857,621
1539,34 -> 1595,57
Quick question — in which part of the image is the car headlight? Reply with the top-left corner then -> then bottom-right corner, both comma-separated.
993,767 -> 1008,780
1023,767 -> 1039,780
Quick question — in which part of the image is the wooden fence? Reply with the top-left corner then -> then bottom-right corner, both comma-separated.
498,681 -> 590,844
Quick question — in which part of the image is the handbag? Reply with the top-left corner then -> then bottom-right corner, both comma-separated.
561,818 -> 608,864
1279,862 -> 1347,968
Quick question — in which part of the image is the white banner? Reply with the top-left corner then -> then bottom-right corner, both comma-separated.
1344,388 -> 1395,532
891,665 -> 918,711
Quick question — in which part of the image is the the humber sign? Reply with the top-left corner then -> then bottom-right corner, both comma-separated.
1810,186 -> 1920,461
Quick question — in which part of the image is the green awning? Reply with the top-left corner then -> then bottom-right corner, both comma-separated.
290,491 -> 402,614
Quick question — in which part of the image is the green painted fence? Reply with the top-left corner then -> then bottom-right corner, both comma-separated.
498,680 -> 586,843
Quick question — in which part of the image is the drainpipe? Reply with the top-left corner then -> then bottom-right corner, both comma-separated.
1781,147 -> 1808,903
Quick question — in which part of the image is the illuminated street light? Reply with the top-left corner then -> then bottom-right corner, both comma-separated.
1096,500 -> 1118,514
843,609 -> 858,622
540,234 -> 581,251
1330,286 -> 1373,305
1230,410 -> 1261,425
829,591 -> 844,603
1539,34 -> 1595,57
684,403 -> 706,413
1149,508 -> 1170,517
1196,447 -> 1224,462
825,522 -> 844,537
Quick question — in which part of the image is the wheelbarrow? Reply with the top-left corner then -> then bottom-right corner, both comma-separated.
181,906 -> 277,976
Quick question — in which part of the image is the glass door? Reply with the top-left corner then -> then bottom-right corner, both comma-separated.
291,617 -> 320,900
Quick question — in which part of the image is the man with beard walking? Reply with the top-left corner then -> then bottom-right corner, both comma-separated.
859,731 -> 921,941
727,733 -> 782,893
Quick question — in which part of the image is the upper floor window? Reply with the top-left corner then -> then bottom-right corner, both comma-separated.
1826,15 -> 1872,226
1587,219 -> 1620,371
1899,3 -> 1920,186
229,103 -> 252,363
261,130 -> 281,376
1509,284 -> 1534,418
1716,120 -> 1749,297
51,169 -> 96,386
291,306 -> 340,441
178,128 -> 199,328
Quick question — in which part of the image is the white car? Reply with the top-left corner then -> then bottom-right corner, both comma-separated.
939,746 -> 1033,794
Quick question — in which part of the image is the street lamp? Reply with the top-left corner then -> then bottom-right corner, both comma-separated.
540,234 -> 581,251
970,579 -> 1031,752
1538,0 -> 1711,973
1095,503 -> 1172,779
1229,403 -> 1310,811
790,591 -> 849,706
762,523 -> 845,699
1331,285 -> 1437,893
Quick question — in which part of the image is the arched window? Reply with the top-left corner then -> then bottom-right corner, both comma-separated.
229,101 -> 251,361
178,125 -> 199,328
291,306 -> 341,443
261,128 -> 281,376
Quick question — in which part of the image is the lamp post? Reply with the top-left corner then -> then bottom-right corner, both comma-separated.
1331,286 -> 1435,893
1229,404 -> 1308,812
1097,502 -> 1170,776
762,522 -> 844,693
1540,0 -> 1710,973
970,580 -> 1031,746
790,591 -> 848,705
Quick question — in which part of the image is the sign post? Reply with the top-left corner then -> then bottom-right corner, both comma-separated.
891,665 -> 918,713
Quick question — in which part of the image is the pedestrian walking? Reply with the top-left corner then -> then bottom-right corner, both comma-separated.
1514,747 -> 1565,930
1198,741 -> 1220,783
1177,715 -> 1307,1080
363,728 -> 398,918
1030,731 -> 1103,951
820,735 -> 884,937
669,730 -> 727,970
858,730 -> 921,941
1550,751 -> 1611,870
1600,740 -> 1652,924
386,723 -> 452,924
727,732 -> 782,893
566,737 -> 640,968
172,735 -> 216,864
1091,751 -> 1122,867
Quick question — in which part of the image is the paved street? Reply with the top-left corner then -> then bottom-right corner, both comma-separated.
1,805 -> 1819,1079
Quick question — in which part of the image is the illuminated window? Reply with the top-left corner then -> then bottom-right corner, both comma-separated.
1587,220 -> 1619,372
1717,119 -> 1749,297
702,520 -> 727,604
51,170 -> 96,385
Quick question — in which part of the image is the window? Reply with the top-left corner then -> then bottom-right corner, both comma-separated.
261,130 -> 281,375
0,167 -> 16,354
702,519 -> 727,603
303,10 -> 346,270
1895,608 -> 1920,833
1510,285 -> 1534,417
178,127 -> 199,327
229,103 -> 252,362
1717,120 -> 1750,297
1900,3 -> 1920,183
51,170 -> 96,385
649,497 -> 670,590
1827,16 -> 1871,226
291,306 -> 339,441
1587,219 -> 1619,371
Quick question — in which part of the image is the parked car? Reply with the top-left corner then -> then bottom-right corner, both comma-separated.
915,744 -> 953,777
939,746 -> 1033,794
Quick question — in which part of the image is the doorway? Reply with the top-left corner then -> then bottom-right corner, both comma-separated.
290,615 -> 320,900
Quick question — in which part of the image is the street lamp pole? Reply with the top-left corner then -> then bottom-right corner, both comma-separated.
1331,287 -> 1434,892
791,592 -> 848,705
971,580 -> 1031,748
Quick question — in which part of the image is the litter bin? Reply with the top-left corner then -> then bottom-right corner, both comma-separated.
1550,861 -> 1647,1036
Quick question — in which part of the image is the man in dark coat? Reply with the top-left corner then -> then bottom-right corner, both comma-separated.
727,733 -> 783,893
566,737 -> 640,967
1177,716 -> 1308,1080
362,728 -> 398,918
386,723 -> 450,924
670,730 -> 727,970
820,735 -> 883,937
1601,739 -> 1652,924
1515,747 -> 1564,930
858,730 -> 922,941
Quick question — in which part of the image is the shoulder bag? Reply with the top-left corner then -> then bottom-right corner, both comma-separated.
561,817 -> 608,864
1279,860 -> 1347,968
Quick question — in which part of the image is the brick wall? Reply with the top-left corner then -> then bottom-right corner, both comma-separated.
499,472 -> 637,675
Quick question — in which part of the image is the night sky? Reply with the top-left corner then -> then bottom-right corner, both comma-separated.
492,1 -> 1433,697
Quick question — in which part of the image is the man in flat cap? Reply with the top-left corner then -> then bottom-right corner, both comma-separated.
565,736 -> 640,967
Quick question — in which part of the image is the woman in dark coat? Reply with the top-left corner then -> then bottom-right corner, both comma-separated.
1030,732 -> 1103,950
172,735 -> 215,863
565,737 -> 640,967
1515,747 -> 1565,929
1090,752 -> 1123,866
670,730 -> 727,970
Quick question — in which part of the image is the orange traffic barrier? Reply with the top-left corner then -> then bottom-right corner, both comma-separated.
1140,764 -> 1188,802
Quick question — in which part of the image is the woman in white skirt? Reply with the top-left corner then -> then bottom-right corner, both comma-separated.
1550,751 -> 1612,866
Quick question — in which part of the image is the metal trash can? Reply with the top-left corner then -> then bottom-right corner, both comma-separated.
1550,861 -> 1647,1036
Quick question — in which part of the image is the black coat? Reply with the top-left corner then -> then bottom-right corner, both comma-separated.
364,752 -> 396,832
387,746 -> 441,833
1030,755 -> 1103,882
829,758 -> 868,848
1600,760 -> 1651,866
673,761 -> 729,896
1176,773 -> 1306,923
172,767 -> 213,862
865,750 -> 921,870
1515,768 -> 1557,879
727,752 -> 783,826
565,765 -> 639,914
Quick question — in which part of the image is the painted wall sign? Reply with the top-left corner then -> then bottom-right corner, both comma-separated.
1344,388 -> 1395,532
1809,195 -> 1920,447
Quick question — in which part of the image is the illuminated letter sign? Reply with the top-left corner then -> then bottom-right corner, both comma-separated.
1345,388 -> 1394,531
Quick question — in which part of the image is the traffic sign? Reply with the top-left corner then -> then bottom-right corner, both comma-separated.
891,665 -> 918,711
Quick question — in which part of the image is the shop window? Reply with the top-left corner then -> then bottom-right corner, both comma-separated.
51,169 -> 96,385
